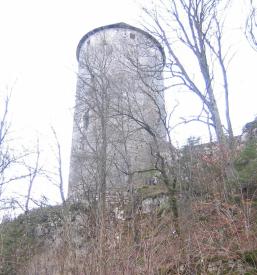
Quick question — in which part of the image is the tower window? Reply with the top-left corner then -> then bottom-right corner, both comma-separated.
83,109 -> 89,130
130,33 -> 135,39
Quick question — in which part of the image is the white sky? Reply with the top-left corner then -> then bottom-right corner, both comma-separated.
0,0 -> 140,206
0,0 -> 257,207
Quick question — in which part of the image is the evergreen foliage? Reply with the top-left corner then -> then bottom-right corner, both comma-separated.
235,138 -> 257,189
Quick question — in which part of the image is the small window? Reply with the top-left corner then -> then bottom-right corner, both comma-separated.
87,40 -> 90,45
83,109 -> 89,130
130,33 -> 135,39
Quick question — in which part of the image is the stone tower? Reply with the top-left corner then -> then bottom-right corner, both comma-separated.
68,23 -> 166,202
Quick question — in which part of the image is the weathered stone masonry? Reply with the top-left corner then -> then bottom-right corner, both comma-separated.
68,22 -> 166,201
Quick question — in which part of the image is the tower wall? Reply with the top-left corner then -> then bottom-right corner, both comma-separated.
68,23 -> 166,201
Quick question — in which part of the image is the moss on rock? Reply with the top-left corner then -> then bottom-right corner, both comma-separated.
136,184 -> 169,200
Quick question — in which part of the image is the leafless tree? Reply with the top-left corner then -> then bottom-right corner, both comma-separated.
113,68 -> 180,232
0,91 -> 28,212
246,0 -> 257,51
72,38 -> 117,274
0,90 -> 47,216
0,92 -> 13,197
24,140 -> 41,213
141,0 -> 234,148
50,127 -> 66,204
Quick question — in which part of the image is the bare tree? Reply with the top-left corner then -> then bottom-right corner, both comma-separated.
0,93 -> 12,196
141,0 -> 234,147
0,91 -> 30,211
246,0 -> 257,51
23,140 -> 43,213
71,37 -> 116,274
112,71 -> 180,232
0,90 -> 47,216
0,92 -> 17,213
51,127 -> 66,204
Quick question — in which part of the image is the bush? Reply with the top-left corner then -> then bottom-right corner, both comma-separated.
234,139 -> 257,193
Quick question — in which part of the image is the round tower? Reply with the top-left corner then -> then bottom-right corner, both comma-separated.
68,23 -> 166,202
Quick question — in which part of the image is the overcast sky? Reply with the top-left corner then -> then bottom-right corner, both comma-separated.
0,0 -> 141,204
0,0 -> 257,205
